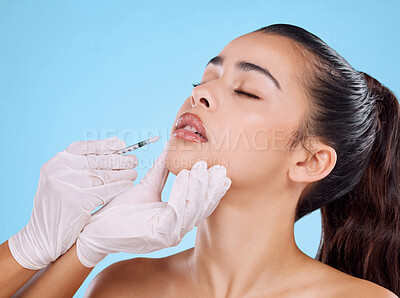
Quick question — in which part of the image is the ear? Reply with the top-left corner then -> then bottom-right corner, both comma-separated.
288,141 -> 337,183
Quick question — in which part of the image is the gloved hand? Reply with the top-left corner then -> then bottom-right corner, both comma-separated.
76,141 -> 231,268
8,137 -> 138,270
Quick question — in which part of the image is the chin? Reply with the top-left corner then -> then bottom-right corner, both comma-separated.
165,136 -> 229,176
165,137 -> 207,175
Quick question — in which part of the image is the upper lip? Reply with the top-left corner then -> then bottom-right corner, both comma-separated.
174,112 -> 208,141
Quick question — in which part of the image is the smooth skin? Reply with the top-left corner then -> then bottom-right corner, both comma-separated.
1,32 -> 397,297
0,241 -> 92,297
0,241 -> 38,297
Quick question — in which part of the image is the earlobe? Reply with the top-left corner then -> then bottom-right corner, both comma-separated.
288,145 -> 337,184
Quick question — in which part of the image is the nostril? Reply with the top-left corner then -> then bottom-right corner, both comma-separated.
200,98 -> 210,108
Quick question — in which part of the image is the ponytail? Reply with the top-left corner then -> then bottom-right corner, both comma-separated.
316,72 -> 400,295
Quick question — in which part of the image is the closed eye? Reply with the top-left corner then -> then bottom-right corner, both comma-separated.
233,88 -> 260,99
192,82 -> 261,100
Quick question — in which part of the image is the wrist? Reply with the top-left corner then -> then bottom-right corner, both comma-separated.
16,243 -> 94,297
76,236 -> 106,268
0,240 -> 39,297
8,226 -> 47,270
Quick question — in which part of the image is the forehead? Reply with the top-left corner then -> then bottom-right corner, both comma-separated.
217,32 -> 306,95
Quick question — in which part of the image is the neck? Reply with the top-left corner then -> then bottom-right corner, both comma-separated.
188,186 -> 310,297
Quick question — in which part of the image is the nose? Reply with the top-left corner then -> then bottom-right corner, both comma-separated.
190,95 -> 209,108
190,86 -> 217,111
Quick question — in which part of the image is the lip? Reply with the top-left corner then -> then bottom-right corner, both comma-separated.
173,112 -> 208,144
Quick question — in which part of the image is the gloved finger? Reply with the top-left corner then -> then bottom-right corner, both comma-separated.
51,169 -> 137,188
194,165 -> 231,228
139,140 -> 170,193
69,154 -> 138,170
180,160 -> 209,233
88,169 -> 138,186
64,137 -> 126,155
81,180 -> 134,210
95,182 -> 161,207
155,169 -> 190,245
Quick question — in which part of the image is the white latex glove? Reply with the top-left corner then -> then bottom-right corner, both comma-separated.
76,141 -> 231,268
8,137 -> 138,270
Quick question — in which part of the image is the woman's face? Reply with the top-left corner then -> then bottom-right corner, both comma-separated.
166,32 -> 308,192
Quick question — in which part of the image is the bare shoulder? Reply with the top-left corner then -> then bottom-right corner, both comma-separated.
338,276 -> 398,298
306,258 -> 398,298
84,256 -> 170,297
84,249 -> 191,298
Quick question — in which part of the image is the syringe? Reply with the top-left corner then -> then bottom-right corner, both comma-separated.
113,136 -> 160,155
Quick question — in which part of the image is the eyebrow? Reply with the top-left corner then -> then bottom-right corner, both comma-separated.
205,55 -> 282,91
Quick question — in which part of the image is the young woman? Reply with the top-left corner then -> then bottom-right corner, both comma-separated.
1,24 -> 399,297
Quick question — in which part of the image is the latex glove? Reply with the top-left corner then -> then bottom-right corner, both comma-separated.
76,141 -> 231,268
8,137 -> 138,270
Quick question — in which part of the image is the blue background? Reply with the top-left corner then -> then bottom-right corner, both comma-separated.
1,1 -> 399,296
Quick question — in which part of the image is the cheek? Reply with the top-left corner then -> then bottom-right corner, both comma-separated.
219,110 -> 293,189
221,130 -> 289,190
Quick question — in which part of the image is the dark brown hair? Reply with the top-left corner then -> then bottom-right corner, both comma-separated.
252,24 -> 400,295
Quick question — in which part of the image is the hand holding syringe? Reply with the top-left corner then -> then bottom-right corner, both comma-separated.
7,135 -> 231,271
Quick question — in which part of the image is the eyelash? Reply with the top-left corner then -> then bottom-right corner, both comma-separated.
192,82 -> 260,100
